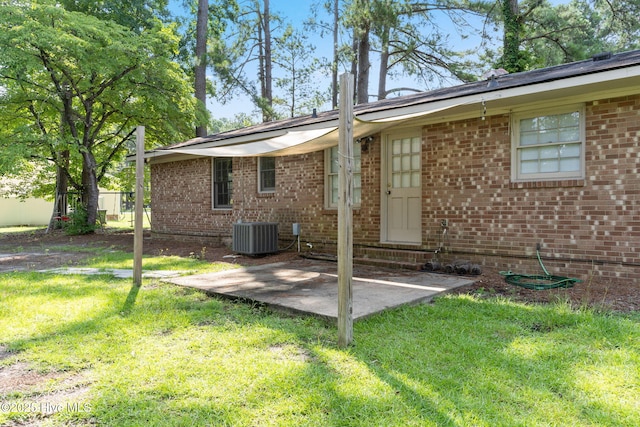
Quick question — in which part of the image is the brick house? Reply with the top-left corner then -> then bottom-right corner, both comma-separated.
148,50 -> 640,280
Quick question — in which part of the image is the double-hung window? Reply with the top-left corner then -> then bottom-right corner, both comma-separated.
326,143 -> 361,208
212,158 -> 232,209
258,157 -> 276,193
512,105 -> 585,181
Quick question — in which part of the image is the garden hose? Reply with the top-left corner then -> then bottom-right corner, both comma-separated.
499,250 -> 581,290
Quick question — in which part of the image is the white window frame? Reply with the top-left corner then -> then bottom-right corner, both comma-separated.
511,104 -> 586,182
258,157 -> 276,193
212,157 -> 233,209
325,143 -> 361,209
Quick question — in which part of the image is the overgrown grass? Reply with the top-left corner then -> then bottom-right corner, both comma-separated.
1,269 -> 638,426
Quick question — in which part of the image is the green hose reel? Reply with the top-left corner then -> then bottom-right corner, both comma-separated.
500,250 -> 581,290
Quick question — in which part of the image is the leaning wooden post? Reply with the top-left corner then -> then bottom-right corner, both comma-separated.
133,126 -> 145,287
338,73 -> 354,347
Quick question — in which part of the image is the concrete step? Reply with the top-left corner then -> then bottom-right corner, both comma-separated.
354,257 -> 425,271
353,247 -> 435,270
302,247 -> 437,271
355,247 -> 432,263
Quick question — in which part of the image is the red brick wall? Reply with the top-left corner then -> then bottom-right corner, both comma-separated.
151,145 -> 384,247
151,94 -> 639,280
422,95 -> 639,280
150,157 -> 232,242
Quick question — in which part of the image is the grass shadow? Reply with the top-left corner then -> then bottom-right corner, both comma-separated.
351,295 -> 640,426
121,284 -> 141,315
2,263 -> 638,426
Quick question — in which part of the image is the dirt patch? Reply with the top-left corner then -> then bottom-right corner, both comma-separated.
0,345 -> 14,362
0,359 -> 93,426
0,228 -> 298,272
0,362 -> 91,396
449,267 -> 639,313
0,252 -> 92,273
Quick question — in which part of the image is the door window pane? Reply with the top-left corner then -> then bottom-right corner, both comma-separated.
391,136 -> 421,188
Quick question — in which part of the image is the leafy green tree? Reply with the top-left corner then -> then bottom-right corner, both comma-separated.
345,0 -> 373,103
0,2 -> 197,230
538,0 -> 640,62
491,0 -> 640,72
306,0 -> 343,108
375,1 -> 489,98
60,0 -> 173,30
176,0 -> 238,136
209,113 -> 257,133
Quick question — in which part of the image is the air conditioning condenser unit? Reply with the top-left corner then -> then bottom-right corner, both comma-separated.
232,222 -> 278,255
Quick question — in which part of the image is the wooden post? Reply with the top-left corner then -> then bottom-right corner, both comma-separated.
133,126 -> 145,287
338,73 -> 354,347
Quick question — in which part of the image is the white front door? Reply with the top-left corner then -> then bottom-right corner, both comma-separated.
382,133 -> 422,244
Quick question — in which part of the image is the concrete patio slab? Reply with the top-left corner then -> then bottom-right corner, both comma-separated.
165,258 -> 475,321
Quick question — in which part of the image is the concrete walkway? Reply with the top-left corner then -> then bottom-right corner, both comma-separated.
38,267 -> 185,279
166,258 -> 474,321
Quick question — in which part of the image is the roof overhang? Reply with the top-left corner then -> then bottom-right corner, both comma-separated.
365,64 -> 640,128
145,58 -> 640,163
145,102 -> 467,162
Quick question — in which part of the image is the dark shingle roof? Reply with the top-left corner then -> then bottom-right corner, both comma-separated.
166,50 -> 640,150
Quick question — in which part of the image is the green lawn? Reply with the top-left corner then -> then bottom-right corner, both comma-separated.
0,253 -> 638,426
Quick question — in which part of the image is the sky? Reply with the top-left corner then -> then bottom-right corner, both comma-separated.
170,0 -> 572,121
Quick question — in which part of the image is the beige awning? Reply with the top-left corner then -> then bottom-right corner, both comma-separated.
159,126 -> 338,157
151,101 -> 466,159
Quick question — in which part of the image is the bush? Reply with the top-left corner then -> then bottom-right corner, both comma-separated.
63,206 -> 97,235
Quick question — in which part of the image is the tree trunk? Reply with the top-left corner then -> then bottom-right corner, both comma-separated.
259,0 -> 273,122
258,12 -> 265,113
48,89 -> 73,233
502,0 -> 521,72
264,0 -> 272,110
195,0 -> 208,137
47,152 -> 69,233
290,60 -> 296,118
81,152 -> 99,230
350,31 -> 358,104
356,26 -> 370,104
377,25 -> 390,100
